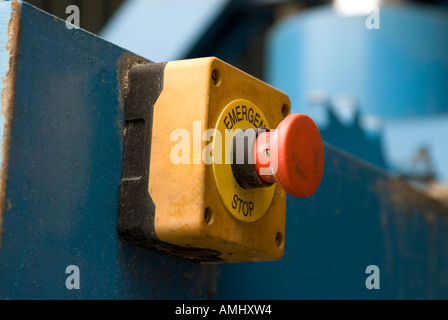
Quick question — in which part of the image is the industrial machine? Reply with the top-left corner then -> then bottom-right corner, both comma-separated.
1,0 -> 447,300
117,57 -> 324,263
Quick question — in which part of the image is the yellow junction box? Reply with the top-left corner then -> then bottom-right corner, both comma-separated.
120,57 -> 291,263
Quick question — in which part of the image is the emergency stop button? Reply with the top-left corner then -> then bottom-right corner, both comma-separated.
120,57 -> 322,262
231,114 -> 324,199
254,114 -> 324,198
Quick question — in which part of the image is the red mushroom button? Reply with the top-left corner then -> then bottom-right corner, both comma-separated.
254,114 -> 324,198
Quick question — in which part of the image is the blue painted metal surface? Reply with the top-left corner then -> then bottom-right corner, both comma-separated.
0,1 -> 216,300
217,143 -> 448,299
267,4 -> 448,119
2,1 -> 448,300
266,4 -> 448,182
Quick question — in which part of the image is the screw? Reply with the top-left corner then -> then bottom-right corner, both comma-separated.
212,69 -> 221,86
264,149 -> 270,158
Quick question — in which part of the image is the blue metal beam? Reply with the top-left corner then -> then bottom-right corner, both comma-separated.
217,143 -> 448,299
2,0 -> 448,300
0,1 -> 216,300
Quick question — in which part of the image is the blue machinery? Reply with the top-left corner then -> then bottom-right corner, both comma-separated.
1,0 -> 448,299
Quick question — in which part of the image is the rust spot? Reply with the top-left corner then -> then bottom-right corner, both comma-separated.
0,0 -> 21,247
424,210 -> 436,225
292,151 -> 307,181
372,177 -> 448,226
117,52 -> 148,102
312,148 -> 323,178
426,182 -> 448,207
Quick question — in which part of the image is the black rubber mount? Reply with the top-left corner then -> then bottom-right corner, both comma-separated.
118,62 -> 221,262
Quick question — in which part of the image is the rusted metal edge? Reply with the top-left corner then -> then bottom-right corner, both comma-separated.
0,0 -> 21,247
325,142 -> 448,220
117,52 -> 148,101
